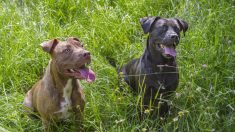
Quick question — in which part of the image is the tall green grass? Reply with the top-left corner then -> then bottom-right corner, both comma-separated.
0,0 -> 234,131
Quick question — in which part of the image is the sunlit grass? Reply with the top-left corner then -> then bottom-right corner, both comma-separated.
0,0 -> 234,131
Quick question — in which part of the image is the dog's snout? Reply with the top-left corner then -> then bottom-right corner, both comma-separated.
83,52 -> 90,58
170,34 -> 178,39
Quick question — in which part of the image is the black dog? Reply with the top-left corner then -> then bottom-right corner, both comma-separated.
119,16 -> 188,117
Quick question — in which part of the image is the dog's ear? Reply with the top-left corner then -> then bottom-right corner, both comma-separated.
67,37 -> 80,43
140,16 -> 161,34
175,18 -> 188,36
40,39 -> 59,53
67,37 -> 82,46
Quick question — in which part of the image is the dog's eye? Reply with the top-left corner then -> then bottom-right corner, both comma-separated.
162,25 -> 168,31
173,26 -> 180,32
63,48 -> 71,53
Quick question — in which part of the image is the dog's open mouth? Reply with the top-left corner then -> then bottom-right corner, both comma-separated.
158,43 -> 177,58
65,64 -> 96,82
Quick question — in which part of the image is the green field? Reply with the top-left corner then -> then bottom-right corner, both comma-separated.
0,0 -> 234,131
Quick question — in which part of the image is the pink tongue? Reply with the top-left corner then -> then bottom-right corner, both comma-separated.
164,47 -> 177,57
79,68 -> 96,82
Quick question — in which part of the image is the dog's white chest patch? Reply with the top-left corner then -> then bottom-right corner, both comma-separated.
54,79 -> 73,119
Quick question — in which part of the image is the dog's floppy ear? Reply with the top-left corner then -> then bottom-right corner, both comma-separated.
175,18 -> 188,36
40,39 -> 59,53
67,37 -> 82,46
67,37 -> 80,43
140,16 -> 161,34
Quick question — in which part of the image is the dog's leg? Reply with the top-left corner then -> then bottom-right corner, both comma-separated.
71,86 -> 85,131
154,98 -> 169,117
42,119 -> 50,132
74,106 -> 84,131
23,90 -> 35,116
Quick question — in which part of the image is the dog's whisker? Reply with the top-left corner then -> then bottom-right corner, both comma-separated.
120,72 -> 179,77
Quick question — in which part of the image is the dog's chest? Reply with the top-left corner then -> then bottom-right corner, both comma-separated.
54,79 -> 73,119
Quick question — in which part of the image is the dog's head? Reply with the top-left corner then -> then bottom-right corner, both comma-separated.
40,37 -> 95,82
140,16 -> 188,59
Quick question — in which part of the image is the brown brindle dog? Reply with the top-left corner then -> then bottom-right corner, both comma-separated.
23,37 -> 95,131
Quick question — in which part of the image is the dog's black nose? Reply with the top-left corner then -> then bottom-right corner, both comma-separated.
83,52 -> 90,58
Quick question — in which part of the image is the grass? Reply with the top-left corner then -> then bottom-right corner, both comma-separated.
0,0 -> 234,131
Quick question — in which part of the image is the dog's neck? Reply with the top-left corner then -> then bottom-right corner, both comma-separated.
142,37 -> 176,66
43,60 -> 73,93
